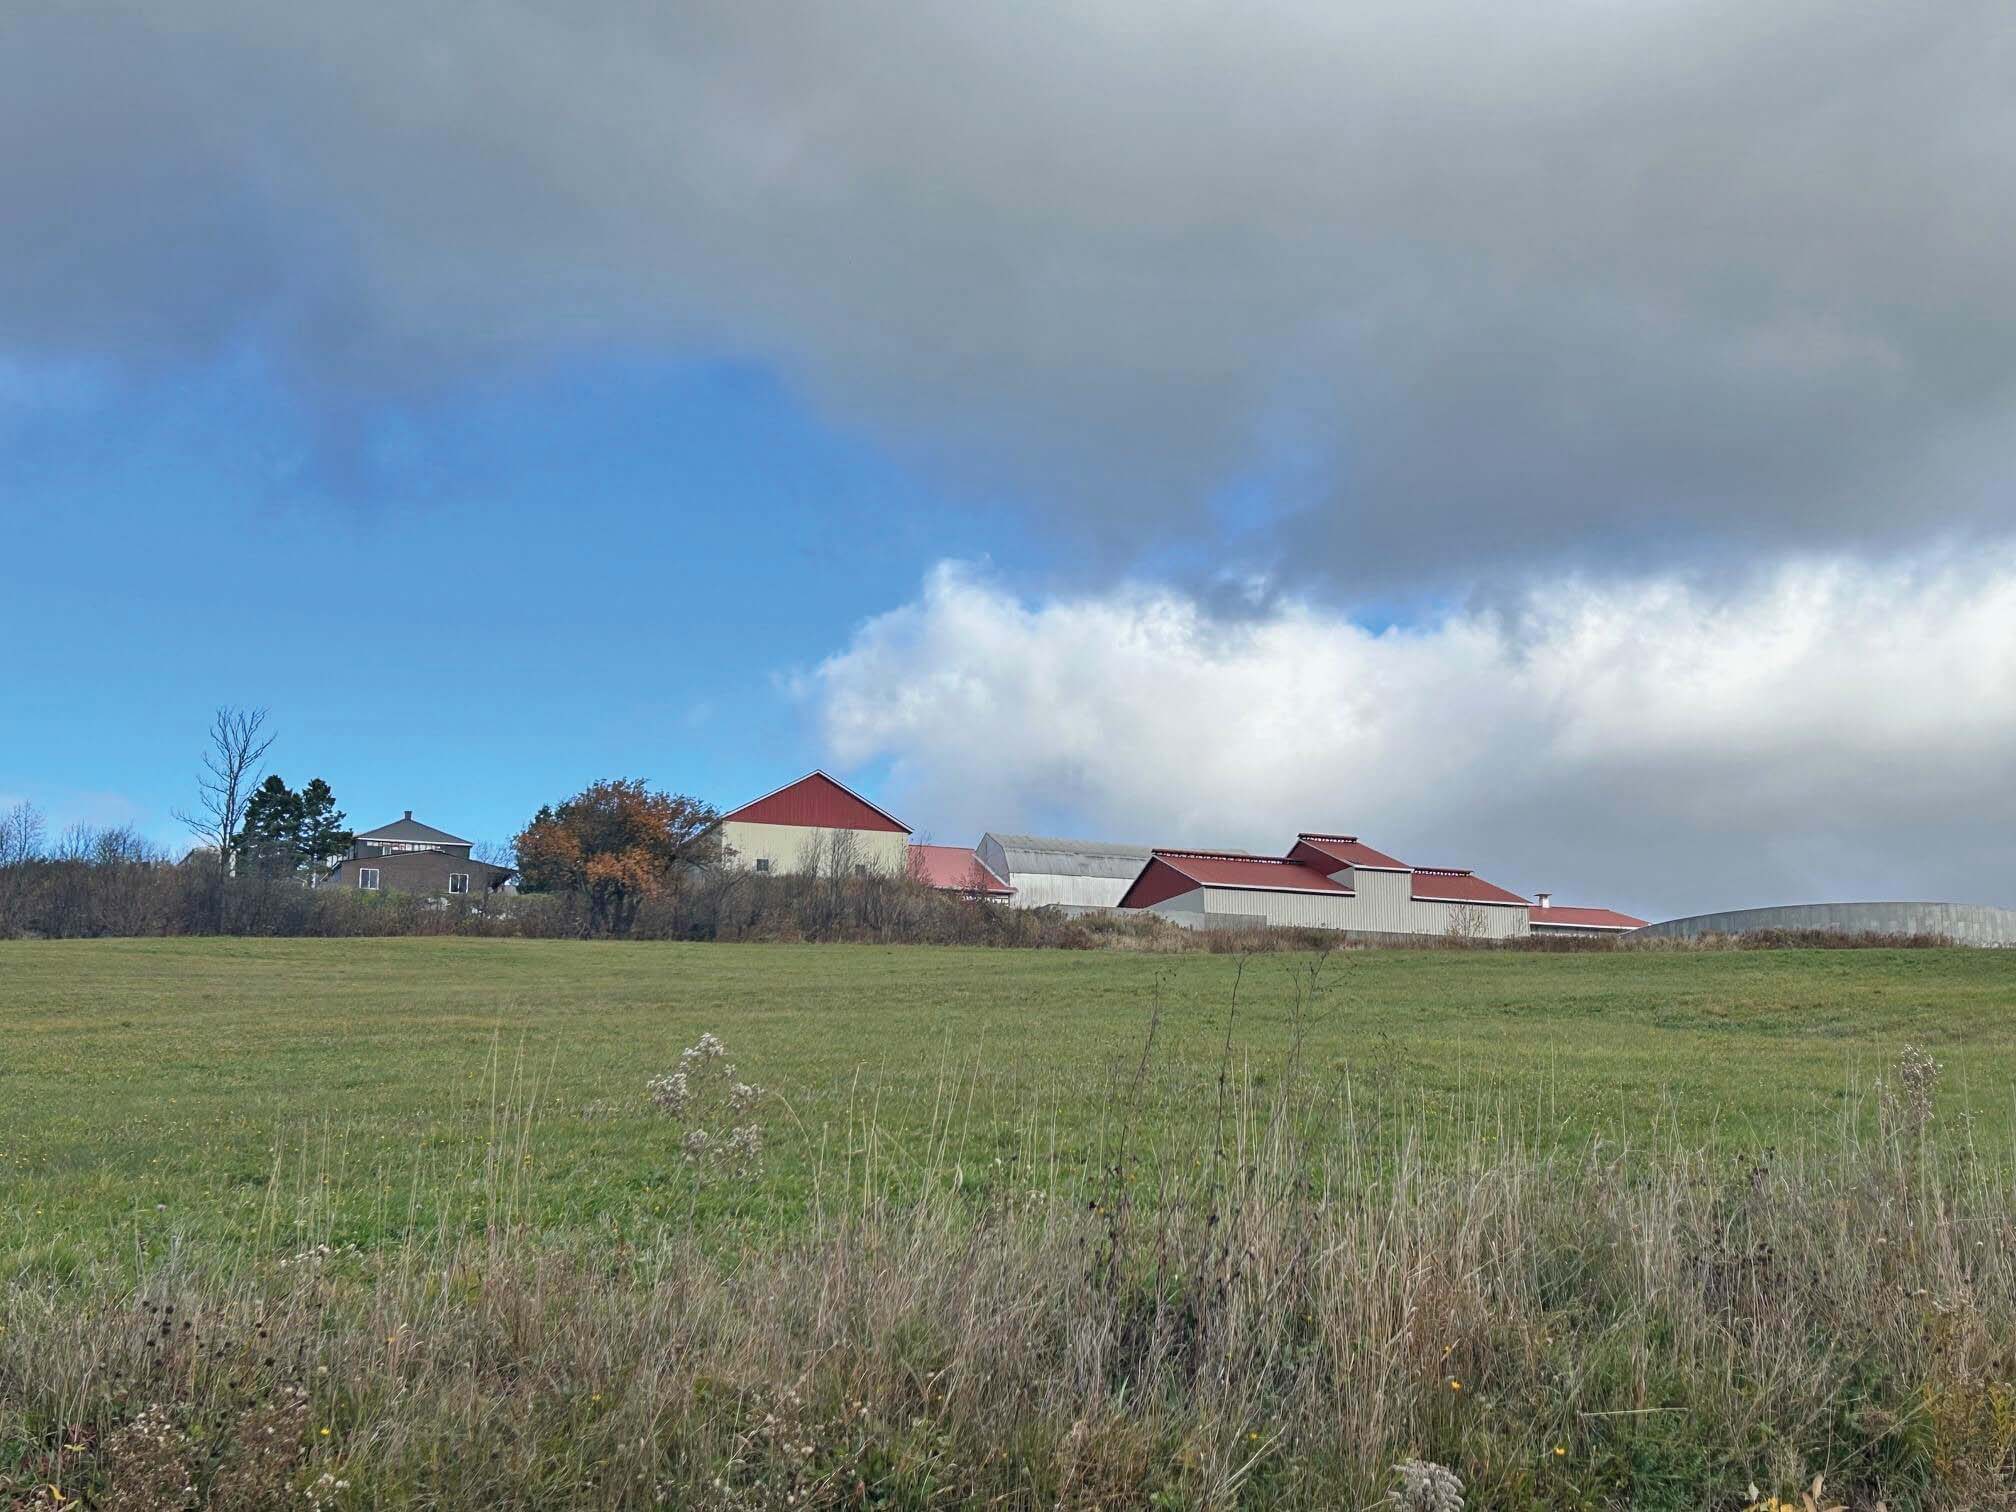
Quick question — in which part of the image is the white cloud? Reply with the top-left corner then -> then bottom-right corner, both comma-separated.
811,554 -> 2016,918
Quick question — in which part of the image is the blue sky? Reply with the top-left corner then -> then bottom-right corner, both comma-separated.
3,0 -> 2013,915
4,356 -> 1025,851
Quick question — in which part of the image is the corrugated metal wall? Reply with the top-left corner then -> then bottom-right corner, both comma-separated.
1636,902 -> 2016,945
1197,887 -> 1355,929
1011,872 -> 1141,909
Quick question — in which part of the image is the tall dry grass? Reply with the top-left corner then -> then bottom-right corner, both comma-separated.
4,1034 -> 2013,1510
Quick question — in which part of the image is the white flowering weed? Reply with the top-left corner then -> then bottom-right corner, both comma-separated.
649,1034 -> 765,1173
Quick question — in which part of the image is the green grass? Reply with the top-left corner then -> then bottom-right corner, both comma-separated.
2,937 -> 2012,1272
5,937 -> 2016,1508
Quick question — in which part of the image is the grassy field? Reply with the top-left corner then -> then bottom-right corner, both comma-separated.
2,936 -> 2011,1270
5,938 -> 2016,1510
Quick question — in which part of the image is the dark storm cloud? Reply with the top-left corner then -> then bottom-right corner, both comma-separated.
5,0 -> 2014,574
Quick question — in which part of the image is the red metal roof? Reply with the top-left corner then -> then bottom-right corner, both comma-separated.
1138,849 -> 1352,896
908,844 -> 1013,896
1290,833 -> 1410,871
720,771 -> 910,834
1409,867 -> 1528,906
1529,904 -> 1647,930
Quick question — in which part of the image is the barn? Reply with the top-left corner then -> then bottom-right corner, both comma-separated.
907,843 -> 1015,899
975,834 -> 1154,910
1116,830 -> 1530,939
717,771 -> 911,877
1527,896 -> 1648,937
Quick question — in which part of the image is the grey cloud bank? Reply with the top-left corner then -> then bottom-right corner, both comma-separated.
6,0 -> 2015,578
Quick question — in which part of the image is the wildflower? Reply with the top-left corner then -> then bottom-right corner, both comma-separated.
1554,1446 -> 1566,1456
1387,1458 -> 1464,1511
321,1427 -> 331,1436
1448,1378 -> 1462,1391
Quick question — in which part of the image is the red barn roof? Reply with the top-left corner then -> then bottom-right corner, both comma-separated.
1529,904 -> 1647,931
908,844 -> 1013,896
1118,849 -> 1351,908
720,771 -> 910,834
1290,833 -> 1411,871
1409,867 -> 1528,906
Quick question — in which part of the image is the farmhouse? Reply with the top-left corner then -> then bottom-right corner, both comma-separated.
323,811 -> 515,898
1117,830 -> 1529,939
718,771 -> 911,877
907,843 -> 1015,899
974,834 -> 1155,910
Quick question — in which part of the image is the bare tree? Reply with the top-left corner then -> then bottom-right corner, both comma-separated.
472,838 -> 518,869
0,801 -> 45,867
173,708 -> 275,921
1444,903 -> 1490,943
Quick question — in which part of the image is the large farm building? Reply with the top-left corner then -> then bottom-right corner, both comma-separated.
716,772 -> 912,876
1116,833 -> 1537,938
718,773 -> 1644,941
974,834 -> 1153,910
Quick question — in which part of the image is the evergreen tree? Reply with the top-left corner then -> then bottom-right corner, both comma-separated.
297,778 -> 352,881
235,775 -> 304,880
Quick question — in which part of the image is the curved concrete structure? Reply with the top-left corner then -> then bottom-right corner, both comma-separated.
1636,901 -> 2016,947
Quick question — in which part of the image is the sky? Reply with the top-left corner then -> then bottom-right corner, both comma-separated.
3,0 -> 2014,920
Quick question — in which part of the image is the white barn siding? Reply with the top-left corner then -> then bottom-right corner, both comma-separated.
1009,872 -> 1139,909
1198,887 -> 1355,929
1407,897 -> 1528,938
1339,869 -> 1415,932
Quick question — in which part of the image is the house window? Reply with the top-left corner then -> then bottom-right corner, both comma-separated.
754,858 -> 771,873
448,873 -> 469,895
358,868 -> 380,891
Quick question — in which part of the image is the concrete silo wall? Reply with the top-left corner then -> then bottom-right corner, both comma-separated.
1636,902 -> 2016,947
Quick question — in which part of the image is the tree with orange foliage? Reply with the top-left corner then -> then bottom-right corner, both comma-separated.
514,779 -> 721,936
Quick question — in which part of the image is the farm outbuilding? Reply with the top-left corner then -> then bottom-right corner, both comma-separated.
717,772 -> 911,877
1527,896 -> 1648,937
908,843 -> 1015,899
975,834 -> 1155,910
1635,901 -> 2016,945
1116,830 -> 1530,939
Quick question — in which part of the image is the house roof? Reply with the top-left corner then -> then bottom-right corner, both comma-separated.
720,771 -> 911,834
909,844 -> 1014,895
981,833 -> 1155,879
1529,904 -> 1648,931
1145,849 -> 1353,896
1409,867 -> 1529,906
1291,833 -> 1411,871
355,812 -> 471,846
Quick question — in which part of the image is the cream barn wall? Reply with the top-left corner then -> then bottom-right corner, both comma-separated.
719,821 -> 909,876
